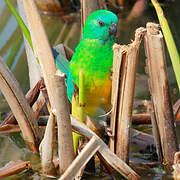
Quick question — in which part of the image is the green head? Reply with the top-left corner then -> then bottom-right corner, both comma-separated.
83,10 -> 118,42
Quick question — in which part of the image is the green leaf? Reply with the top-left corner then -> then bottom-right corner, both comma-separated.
5,0 -> 40,63
151,0 -> 180,91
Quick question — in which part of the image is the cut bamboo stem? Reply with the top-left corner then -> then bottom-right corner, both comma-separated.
22,0 -> 74,173
0,56 -> 41,152
144,22 -> 178,170
40,112 -> 56,176
110,28 -> 146,163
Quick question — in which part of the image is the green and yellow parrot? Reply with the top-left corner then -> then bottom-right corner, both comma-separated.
54,9 -> 118,151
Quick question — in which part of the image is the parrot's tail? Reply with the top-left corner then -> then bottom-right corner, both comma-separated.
52,48 -> 69,75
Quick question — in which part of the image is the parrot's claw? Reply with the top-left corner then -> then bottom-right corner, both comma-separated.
103,121 -> 113,137
106,128 -> 113,137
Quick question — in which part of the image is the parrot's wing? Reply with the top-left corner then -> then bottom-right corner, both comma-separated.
52,47 -> 69,75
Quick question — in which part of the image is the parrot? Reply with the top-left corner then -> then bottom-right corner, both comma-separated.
54,9 -> 118,118
53,9 -> 118,153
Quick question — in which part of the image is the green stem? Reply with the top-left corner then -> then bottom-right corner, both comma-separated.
151,0 -> 180,91
5,0 -> 40,64
4,0 -> 34,51
72,69 -> 85,154
79,69 -> 85,122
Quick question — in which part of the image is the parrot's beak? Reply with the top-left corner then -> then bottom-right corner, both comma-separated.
109,23 -> 117,35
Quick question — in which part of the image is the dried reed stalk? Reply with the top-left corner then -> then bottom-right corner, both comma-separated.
0,56 -> 41,152
0,160 -> 31,178
81,0 -> 99,27
22,0 -> 74,173
110,28 -> 146,163
0,78 -> 44,126
144,22 -> 178,170
40,112 -> 56,176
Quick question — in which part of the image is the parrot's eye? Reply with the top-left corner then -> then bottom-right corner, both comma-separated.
98,20 -> 105,26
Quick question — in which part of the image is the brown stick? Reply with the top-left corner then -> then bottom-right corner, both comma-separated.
0,160 -> 31,178
0,124 -> 20,134
96,152 -> 114,174
109,44 -> 124,152
0,78 -> 45,126
144,22 -> 178,170
111,28 -> 146,163
22,0 -> 74,173
132,113 -> 151,125
0,56 -> 41,152
40,112 -> 56,176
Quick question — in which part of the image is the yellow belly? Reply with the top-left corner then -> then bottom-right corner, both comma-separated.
85,77 -> 112,116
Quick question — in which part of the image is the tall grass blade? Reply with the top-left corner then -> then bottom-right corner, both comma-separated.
151,0 -> 180,91
4,0 -> 33,51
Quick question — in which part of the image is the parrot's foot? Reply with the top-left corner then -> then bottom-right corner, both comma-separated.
103,120 -> 113,137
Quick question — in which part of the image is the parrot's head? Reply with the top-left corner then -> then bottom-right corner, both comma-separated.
83,10 -> 118,42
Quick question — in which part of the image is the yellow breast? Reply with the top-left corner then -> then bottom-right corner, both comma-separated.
85,76 -> 112,116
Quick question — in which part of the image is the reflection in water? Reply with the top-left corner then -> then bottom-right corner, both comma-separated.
0,135 -> 25,167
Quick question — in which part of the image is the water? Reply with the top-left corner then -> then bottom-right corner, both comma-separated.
0,0 -> 179,179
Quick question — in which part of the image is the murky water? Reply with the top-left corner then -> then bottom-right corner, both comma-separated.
0,0 -> 179,179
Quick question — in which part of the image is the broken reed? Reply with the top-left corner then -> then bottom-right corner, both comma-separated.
110,28 -> 146,163
22,0 -> 74,174
0,56 -> 41,152
144,22 -> 178,171
110,23 -> 178,171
